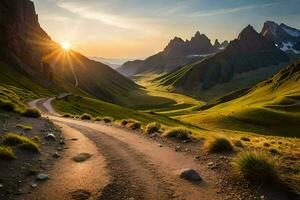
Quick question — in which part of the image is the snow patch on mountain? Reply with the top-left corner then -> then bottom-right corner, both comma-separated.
281,42 -> 300,54
282,27 -> 300,37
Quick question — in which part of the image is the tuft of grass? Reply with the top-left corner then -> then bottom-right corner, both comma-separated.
164,128 -> 191,140
94,116 -> 102,121
233,151 -> 278,184
16,124 -> 32,131
103,116 -> 113,123
233,140 -> 243,148
0,100 -> 16,112
121,119 -> 133,126
22,108 -> 41,118
128,121 -> 142,130
62,113 -> 72,118
2,133 -> 40,152
145,122 -> 161,134
241,137 -> 251,142
27,165 -> 41,175
81,113 -> 92,120
18,142 -> 40,152
0,146 -> 15,160
263,142 -> 270,147
205,137 -> 233,153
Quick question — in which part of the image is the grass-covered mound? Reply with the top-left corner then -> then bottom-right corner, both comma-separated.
2,133 -> 40,152
145,122 -> 161,134
127,121 -> 142,130
164,128 -> 191,140
0,146 -> 15,160
22,108 -> 41,118
80,113 -> 92,120
103,116 -> 113,123
205,137 -> 233,153
233,151 -> 278,184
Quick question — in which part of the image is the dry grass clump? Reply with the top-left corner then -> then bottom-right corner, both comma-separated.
0,146 -> 15,160
145,122 -> 161,134
241,137 -> 251,142
205,137 -> 233,153
22,108 -> 41,118
0,100 -> 15,112
164,128 -> 191,140
103,116 -> 113,123
80,113 -> 92,120
127,121 -> 141,130
62,113 -> 72,118
2,133 -> 40,152
233,151 -> 279,184
94,116 -> 102,121
233,140 -> 243,148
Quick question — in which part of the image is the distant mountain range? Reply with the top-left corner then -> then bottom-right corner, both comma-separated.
0,0 -> 143,104
89,57 -> 128,69
117,32 -> 228,76
157,24 -> 290,100
261,21 -> 300,54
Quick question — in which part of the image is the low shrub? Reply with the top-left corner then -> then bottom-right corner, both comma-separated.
145,122 -> 161,134
121,119 -> 134,126
94,116 -> 102,121
0,146 -> 15,160
62,113 -> 72,118
241,137 -> 250,142
263,142 -> 270,147
2,133 -> 40,152
22,108 -> 41,118
81,113 -> 92,120
205,137 -> 233,153
233,151 -> 278,184
18,142 -> 40,152
103,116 -> 113,123
164,128 -> 191,140
0,100 -> 15,112
233,140 -> 243,148
128,121 -> 141,130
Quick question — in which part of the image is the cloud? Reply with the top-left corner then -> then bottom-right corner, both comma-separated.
184,1 -> 286,18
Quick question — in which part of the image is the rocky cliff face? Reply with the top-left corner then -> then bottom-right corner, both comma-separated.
0,0 -> 53,80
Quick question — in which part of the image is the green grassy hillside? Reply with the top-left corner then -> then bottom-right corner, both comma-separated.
52,95 -> 199,129
178,60 -> 300,137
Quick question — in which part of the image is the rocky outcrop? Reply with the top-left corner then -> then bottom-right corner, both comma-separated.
261,21 -> 300,53
118,31 -> 219,76
0,0 -> 53,80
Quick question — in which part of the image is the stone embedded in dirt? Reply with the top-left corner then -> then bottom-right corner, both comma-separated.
150,133 -> 159,138
72,153 -> 92,162
0,184 -> 3,188
208,162 -> 214,166
36,173 -> 49,181
31,183 -> 38,188
60,140 -> 66,145
70,189 -> 92,200
158,144 -> 163,147
179,168 -> 202,181
175,146 -> 181,152
45,133 -> 56,141
53,152 -> 60,158
182,139 -> 191,143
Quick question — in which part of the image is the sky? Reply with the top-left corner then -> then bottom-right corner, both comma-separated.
32,0 -> 300,60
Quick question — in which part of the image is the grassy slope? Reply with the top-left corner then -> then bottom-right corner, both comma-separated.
134,73 -> 204,114
52,95 -> 201,128
178,61 -> 300,137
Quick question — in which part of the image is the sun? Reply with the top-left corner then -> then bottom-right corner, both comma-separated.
60,41 -> 71,50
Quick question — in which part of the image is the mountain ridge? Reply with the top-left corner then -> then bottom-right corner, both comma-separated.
118,32 -> 226,77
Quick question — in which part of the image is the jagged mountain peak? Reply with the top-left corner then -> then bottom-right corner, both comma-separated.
238,25 -> 258,40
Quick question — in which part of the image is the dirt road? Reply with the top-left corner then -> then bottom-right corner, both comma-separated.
23,98 -> 228,200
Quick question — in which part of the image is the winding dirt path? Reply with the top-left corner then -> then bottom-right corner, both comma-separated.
24,98 -> 224,200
